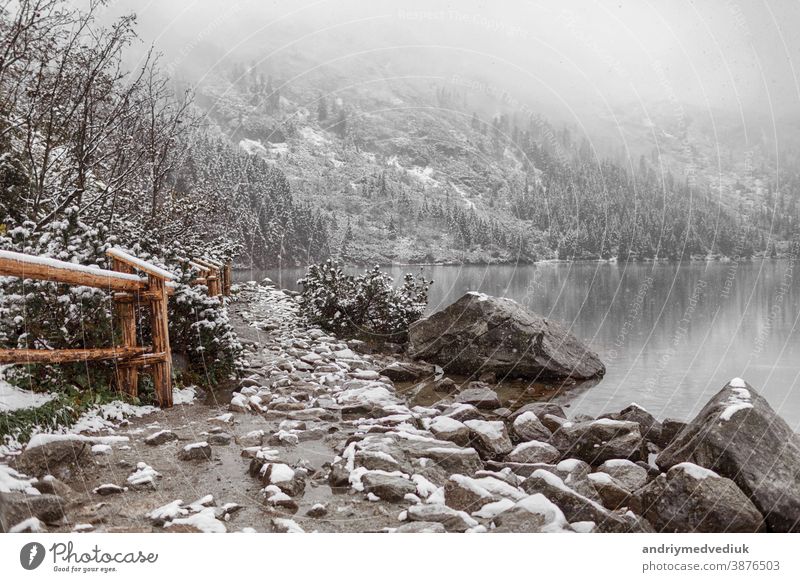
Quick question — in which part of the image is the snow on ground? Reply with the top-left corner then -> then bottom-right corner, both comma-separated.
9,517 -> 44,532
238,139 -> 268,157
298,126 -> 329,146
173,385 -> 197,405
0,463 -> 38,493
450,182 -> 475,210
166,507 -> 226,533
1,385 -> 195,456
26,433 -> 129,448
409,166 -> 439,187
127,462 -> 160,487
0,374 -> 54,411
70,400 -> 157,434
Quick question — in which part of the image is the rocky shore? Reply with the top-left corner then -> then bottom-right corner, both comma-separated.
2,280 -> 798,533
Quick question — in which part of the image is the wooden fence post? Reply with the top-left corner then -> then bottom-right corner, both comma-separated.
223,260 -> 232,296
112,258 -> 138,398
148,275 -> 173,407
208,271 -> 220,296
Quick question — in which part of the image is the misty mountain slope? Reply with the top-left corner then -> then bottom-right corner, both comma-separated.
190,61 -> 777,265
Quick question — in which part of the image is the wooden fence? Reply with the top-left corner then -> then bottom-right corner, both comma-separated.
183,257 -> 232,297
0,248 -> 232,408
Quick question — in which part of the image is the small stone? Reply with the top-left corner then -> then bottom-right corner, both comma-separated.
521,470 -> 634,532
33,476 -> 72,497
16,439 -> 88,478
91,444 -> 112,455
510,402 -> 567,421
394,521 -> 446,533
505,440 -> 560,464
406,503 -> 477,532
380,361 -> 435,382
511,411 -> 553,443
229,393 -> 250,413
306,503 -> 328,518
455,384 -> 501,409
586,472 -> 632,510
178,442 -> 212,461
263,485 -> 299,511
93,484 -> 125,496
597,459 -> 649,491
427,416 -> 471,446
238,430 -> 265,447
144,430 -> 178,446
351,369 -> 381,381
556,419 -> 643,464
206,433 -> 232,446
272,518 -> 304,533
441,403 -> 482,421
260,463 -> 306,496
464,419 -> 513,458
432,378 -> 458,393
361,473 -> 417,502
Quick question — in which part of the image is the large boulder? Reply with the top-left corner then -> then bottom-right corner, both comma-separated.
15,438 -> 88,478
0,492 -> 66,532
638,463 -> 765,533
656,379 -> 800,532
407,293 -> 605,381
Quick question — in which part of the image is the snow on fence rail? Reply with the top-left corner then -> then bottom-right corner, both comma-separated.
0,250 -> 146,292
0,248 -> 232,408
0,248 -> 176,407
179,256 -> 232,297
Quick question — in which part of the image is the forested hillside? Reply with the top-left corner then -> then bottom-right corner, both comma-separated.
2,0 -> 795,275
190,59 -> 794,266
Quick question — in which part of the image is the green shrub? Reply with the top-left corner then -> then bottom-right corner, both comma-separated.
298,260 -> 431,342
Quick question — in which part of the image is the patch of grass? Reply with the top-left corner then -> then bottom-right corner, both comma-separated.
0,384 -> 131,447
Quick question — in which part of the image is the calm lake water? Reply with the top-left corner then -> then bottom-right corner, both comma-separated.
235,261 -> 800,428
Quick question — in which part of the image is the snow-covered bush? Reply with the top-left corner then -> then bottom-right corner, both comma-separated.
168,272 -> 242,386
298,260 -> 431,342
0,208 -> 241,398
0,209 -> 118,393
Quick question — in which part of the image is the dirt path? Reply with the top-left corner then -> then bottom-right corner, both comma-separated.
2,283 -> 414,532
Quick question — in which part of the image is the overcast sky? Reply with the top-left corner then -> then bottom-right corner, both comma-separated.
105,0 -> 800,121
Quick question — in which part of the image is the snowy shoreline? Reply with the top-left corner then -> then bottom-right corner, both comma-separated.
2,281 -> 798,533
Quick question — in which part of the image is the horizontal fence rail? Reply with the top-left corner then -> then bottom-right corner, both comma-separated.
0,250 -> 146,292
0,248 -> 232,407
0,346 -> 151,364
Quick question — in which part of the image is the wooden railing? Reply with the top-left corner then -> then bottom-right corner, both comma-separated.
0,248 -> 176,407
183,257 -> 232,297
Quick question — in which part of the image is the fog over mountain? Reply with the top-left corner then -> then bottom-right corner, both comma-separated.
108,0 -> 800,133
78,0 -> 799,267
